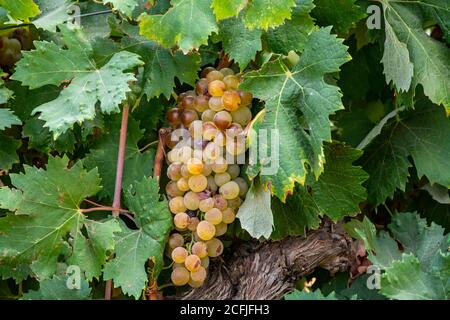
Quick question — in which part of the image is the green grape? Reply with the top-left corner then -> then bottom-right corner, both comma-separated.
187,157 -> 204,175
169,196 -> 187,214
177,177 -> 190,192
214,172 -> 231,187
206,176 -> 218,193
187,217 -> 200,232
171,267 -> 190,286
223,75 -> 240,90
167,163 -> 182,181
205,208 -> 223,225
183,191 -> 200,210
174,212 -> 190,229
168,233 -> 184,249
192,241 -> 208,258
234,177 -> 249,197
166,181 -> 185,198
199,197 -> 215,212
213,194 -> 228,211
171,246 -> 188,263
227,164 -> 240,179
219,181 -> 240,200
196,221 -> 216,241
208,80 -> 226,97
190,266 -> 207,282
219,68 -> 234,77
222,90 -> 241,112
185,254 -> 202,272
215,222 -> 227,236
201,256 -> 210,268
214,111 -> 232,130
206,238 -> 224,257
201,109 -> 216,122
188,174 -> 208,192
231,106 -> 252,127
206,70 -> 224,82
227,197 -> 242,210
222,208 -> 236,224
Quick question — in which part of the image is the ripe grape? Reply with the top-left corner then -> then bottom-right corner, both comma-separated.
187,217 -> 200,232
177,146 -> 193,164
215,222 -> 227,236
214,111 -> 232,130
192,242 -> 208,258
206,70 -> 224,82
201,256 -> 210,268
167,108 -> 181,127
188,174 -> 208,192
185,254 -> 202,272
190,266 -> 207,282
168,233 -> 184,249
195,78 -> 209,95
206,176 -> 218,193
231,106 -> 252,127
177,177 -> 190,192
183,191 -> 200,210
206,238 -> 224,257
222,90 -> 241,112
199,197 -> 215,212
196,221 -> 216,241
201,109 -> 216,122
214,131 -> 226,146
189,120 -> 203,138
214,172 -> 231,187
205,208 -> 223,225
171,246 -> 188,263
188,279 -> 204,288
181,109 -> 199,127
222,208 -> 236,224
213,194 -> 228,211
223,75 -> 240,90
194,95 -> 209,112
238,90 -> 253,107
219,68 -> 234,77
0,37 -> 22,66
167,163 -> 182,181
219,181 -> 240,200
226,140 -> 246,155
208,96 -> 224,111
227,164 -> 240,179
169,196 -> 187,214
202,163 -> 212,176
201,66 -> 216,78
208,80 -> 226,97
171,267 -> 190,286
234,177 -> 249,197
203,142 -> 221,161
211,157 -> 228,173
174,212 -> 190,229
166,181 -> 184,198
180,95 -> 196,110
187,157 -> 204,175
202,122 -> 218,141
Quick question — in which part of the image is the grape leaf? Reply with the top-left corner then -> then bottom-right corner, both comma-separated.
0,109 -> 21,130
311,0 -> 366,35
12,27 -> 143,138
139,0 -> 218,53
360,97 -> 450,205
21,274 -> 91,300
103,177 -> 172,299
237,180 -> 274,239
0,156 -> 114,281
33,0 -> 74,32
241,27 -> 350,201
103,0 -> 139,17
84,114 -> 154,200
0,134 -> 20,171
271,143 -> 368,238
285,289 -> 339,300
0,78 -> 13,104
0,0 -> 40,21
243,0 -> 296,30
211,0 -> 246,20
219,16 -> 262,70
380,0 -> 450,109
264,0 -> 316,55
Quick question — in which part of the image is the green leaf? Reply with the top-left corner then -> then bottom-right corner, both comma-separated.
264,0 -> 316,55
361,98 -> 450,205
243,0 -> 296,30
139,0 -> 218,53
0,109 -> 21,130
211,0 -> 246,20
21,275 -> 91,300
84,114 -> 155,200
344,216 -> 377,251
33,0 -> 74,32
12,27 -> 143,138
0,0 -> 41,21
236,180 -> 273,239
0,156 -> 106,280
219,16 -> 262,70
103,177 -> 172,299
241,27 -> 350,201
0,78 -> 13,104
103,0 -> 139,17
380,0 -> 450,110
271,143 -> 367,238
285,289 -> 339,300
0,133 -> 20,171
311,0 -> 366,34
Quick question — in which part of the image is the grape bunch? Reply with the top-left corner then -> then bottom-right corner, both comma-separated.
0,36 -> 22,67
164,67 -> 252,288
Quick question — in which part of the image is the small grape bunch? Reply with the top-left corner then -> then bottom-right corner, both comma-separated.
164,67 -> 252,288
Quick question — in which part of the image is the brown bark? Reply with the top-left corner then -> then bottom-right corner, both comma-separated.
182,222 -> 353,300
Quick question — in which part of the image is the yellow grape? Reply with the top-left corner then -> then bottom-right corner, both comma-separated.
202,122 -> 218,141
203,142 -> 221,161
201,66 -> 215,78
167,163 -> 182,181
171,246 -> 188,263
180,165 -> 191,178
205,208 -> 223,225
171,267 -> 190,286
188,279 -> 204,288
177,177 -> 190,192
166,181 -> 184,198
214,172 -> 231,187
220,181 -> 240,200
174,212 -> 190,229
214,111 -> 232,130
187,217 -> 200,232
223,75 -> 240,90
168,233 -> 184,249
192,241 -> 208,258
219,68 -> 234,77
211,157 -> 228,173
188,174 -> 208,192
201,256 -> 210,268
206,70 -> 224,82
209,96 -> 225,111
190,266 -> 207,282
231,106 -> 252,127
222,208 -> 236,224
183,191 -> 200,210
222,90 -> 241,112
187,157 -> 204,175
201,109 -> 216,122
208,80 -> 226,97
196,221 -> 216,241
206,238 -> 224,257
177,146 -> 193,164
169,196 -> 187,214
213,194 -> 228,211
185,254 -> 202,272
199,197 -> 215,212
215,222 -> 228,236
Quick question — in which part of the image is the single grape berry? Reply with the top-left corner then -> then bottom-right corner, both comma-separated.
196,220 -> 216,241
185,254 -> 202,272
171,246 -> 188,263
171,267 -> 190,286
